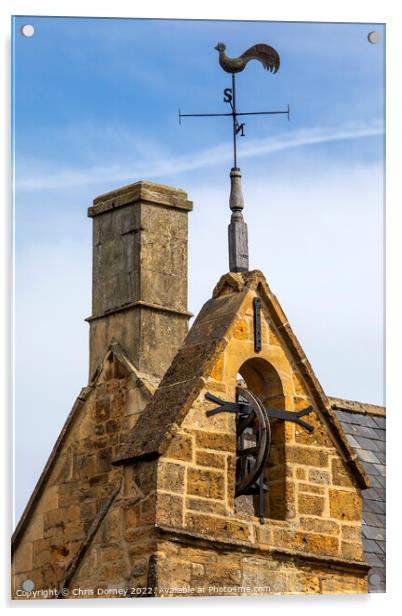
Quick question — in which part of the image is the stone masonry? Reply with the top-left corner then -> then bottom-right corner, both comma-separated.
87,181 -> 193,379
12,181 -> 380,599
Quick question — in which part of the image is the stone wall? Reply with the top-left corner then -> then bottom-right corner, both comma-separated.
11,349 -> 155,598
148,282 -> 369,595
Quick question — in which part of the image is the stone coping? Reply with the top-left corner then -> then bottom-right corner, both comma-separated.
329,397 -> 385,417
88,181 -> 193,217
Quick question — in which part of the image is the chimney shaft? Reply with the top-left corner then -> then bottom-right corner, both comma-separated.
86,181 -> 193,379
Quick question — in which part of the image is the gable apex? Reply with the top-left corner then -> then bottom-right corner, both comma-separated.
115,270 -> 369,489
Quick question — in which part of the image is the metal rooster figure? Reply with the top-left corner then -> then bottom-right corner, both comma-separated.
179,43 -> 289,273
215,42 -> 280,74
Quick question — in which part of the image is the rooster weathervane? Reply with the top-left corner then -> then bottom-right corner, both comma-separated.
179,43 -> 289,273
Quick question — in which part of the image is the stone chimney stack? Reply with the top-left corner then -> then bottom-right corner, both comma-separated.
86,181 -> 193,379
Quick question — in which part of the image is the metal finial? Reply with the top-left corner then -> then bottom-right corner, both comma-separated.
228,167 -> 248,272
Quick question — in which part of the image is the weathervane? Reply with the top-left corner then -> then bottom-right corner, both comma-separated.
179,43 -> 289,273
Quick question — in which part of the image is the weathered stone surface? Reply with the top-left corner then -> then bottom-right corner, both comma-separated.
273,528 -> 339,556
299,517 -> 340,535
287,446 -> 329,467
158,461 -> 185,494
210,354 -> 225,381
156,493 -> 184,527
329,489 -> 361,521
157,558 -> 192,592
185,512 -> 252,542
186,496 -> 227,516
294,411 -> 334,448
88,182 -> 192,379
13,543 -> 33,573
187,468 -> 225,500
341,524 -> 361,541
308,469 -> 331,484
341,541 -> 363,560
206,562 -> 242,585
165,433 -> 193,462
195,450 -> 226,469
194,430 -> 235,453
320,575 -> 367,593
178,546 -> 218,565
298,494 -> 325,516
268,480 -> 295,520
331,457 -> 354,487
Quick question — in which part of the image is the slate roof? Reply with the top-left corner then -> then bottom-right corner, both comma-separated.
329,397 -> 386,593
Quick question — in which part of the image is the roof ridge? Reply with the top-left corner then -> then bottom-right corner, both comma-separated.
329,397 -> 385,417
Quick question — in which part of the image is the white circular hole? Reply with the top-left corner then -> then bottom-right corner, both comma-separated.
368,31 -> 380,44
21,24 -> 35,38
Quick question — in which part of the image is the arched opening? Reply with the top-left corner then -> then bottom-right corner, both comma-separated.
235,357 -> 289,521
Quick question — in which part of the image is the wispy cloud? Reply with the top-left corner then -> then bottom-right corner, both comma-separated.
16,120 -> 383,191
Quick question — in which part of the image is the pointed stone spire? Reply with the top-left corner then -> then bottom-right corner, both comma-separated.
228,167 -> 249,272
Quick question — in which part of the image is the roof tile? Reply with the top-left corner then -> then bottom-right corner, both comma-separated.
333,404 -> 386,593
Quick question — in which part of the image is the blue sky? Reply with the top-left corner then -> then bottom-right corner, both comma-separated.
12,16 -> 384,521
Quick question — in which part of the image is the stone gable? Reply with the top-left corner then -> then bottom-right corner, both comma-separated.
13,265 -> 378,596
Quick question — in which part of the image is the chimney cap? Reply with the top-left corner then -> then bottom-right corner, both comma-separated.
88,180 -> 193,218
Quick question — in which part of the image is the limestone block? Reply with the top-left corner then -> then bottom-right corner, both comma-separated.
294,412 -> 333,448
298,483 -> 325,495
205,563 -> 241,585
255,524 -> 273,545
268,480 -> 296,519
329,489 -> 361,521
286,446 -> 329,468
13,542 -> 33,573
295,467 -> 306,480
158,461 -> 185,494
331,457 -> 354,488
341,524 -> 362,541
194,430 -> 236,453
157,557 -> 192,591
341,541 -> 363,560
126,387 -> 148,416
242,566 -> 288,594
195,450 -> 226,469
32,538 -> 52,567
186,496 -> 227,516
273,528 -> 339,556
36,486 -> 59,514
191,563 -> 205,582
185,512 -> 252,542
299,517 -> 340,535
178,546 -> 218,565
165,433 -> 193,462
298,494 -> 325,516
23,515 -> 44,542
320,574 -> 367,593
156,492 -> 184,527
308,469 -> 331,484
187,467 -> 225,500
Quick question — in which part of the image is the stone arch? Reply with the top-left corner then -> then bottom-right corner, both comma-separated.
236,357 -> 289,521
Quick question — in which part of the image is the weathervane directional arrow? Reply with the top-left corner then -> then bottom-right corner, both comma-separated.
179,42 -> 289,273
